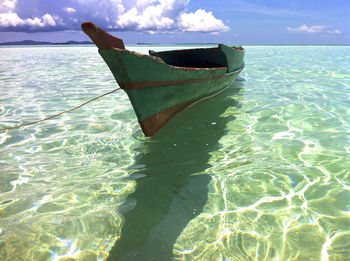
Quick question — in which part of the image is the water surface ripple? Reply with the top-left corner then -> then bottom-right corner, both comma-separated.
0,46 -> 349,260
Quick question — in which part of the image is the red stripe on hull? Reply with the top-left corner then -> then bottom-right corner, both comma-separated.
119,67 -> 243,90
140,100 -> 195,136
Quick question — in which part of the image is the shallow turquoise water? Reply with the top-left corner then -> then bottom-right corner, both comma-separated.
0,45 -> 349,261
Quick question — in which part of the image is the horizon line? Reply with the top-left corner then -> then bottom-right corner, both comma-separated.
0,40 -> 349,46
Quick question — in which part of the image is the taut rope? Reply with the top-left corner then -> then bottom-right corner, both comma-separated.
0,88 -> 121,132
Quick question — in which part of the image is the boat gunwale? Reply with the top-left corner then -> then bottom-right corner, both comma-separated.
100,45 -> 244,73
150,45 -> 244,55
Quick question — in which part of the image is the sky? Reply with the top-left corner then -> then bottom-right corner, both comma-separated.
0,0 -> 349,44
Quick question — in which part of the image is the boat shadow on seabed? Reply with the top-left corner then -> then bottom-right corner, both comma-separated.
107,80 -> 244,261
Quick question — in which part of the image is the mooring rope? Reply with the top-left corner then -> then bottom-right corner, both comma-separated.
0,88 -> 121,132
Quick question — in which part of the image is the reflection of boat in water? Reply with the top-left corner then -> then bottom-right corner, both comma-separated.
107,82 -> 244,260
81,22 -> 245,136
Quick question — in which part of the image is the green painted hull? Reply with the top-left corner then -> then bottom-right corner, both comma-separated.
82,22 -> 244,136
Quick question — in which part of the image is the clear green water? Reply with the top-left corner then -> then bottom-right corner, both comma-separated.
0,45 -> 349,261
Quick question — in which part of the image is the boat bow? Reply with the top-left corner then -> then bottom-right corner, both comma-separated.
81,22 -> 125,50
81,22 -> 245,137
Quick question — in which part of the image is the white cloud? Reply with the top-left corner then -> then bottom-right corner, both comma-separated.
0,0 -> 17,12
287,24 -> 327,33
41,14 -> 56,26
0,12 -> 57,27
329,29 -> 342,34
178,9 -> 229,32
116,6 -> 175,31
0,0 -> 229,33
287,24 -> 341,35
0,13 -> 21,27
0,0 -> 59,29
64,7 -> 76,13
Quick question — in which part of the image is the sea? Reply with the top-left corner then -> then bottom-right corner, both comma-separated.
0,45 -> 349,261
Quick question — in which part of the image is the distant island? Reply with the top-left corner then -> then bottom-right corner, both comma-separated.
0,40 -> 93,46
0,40 -> 221,46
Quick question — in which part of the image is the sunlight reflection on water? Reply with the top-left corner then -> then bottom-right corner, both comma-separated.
0,45 -> 349,260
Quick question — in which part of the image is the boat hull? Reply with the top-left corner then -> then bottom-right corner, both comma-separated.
81,22 -> 244,136
99,48 -> 244,136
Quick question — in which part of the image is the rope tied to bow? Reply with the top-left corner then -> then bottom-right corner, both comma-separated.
0,88 -> 121,132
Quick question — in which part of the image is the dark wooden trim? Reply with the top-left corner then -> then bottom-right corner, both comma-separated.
164,47 -> 220,53
81,22 -> 125,50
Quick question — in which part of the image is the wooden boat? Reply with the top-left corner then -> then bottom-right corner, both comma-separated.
81,22 -> 245,136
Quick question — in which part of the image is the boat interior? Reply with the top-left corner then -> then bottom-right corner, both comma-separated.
81,22 -> 236,70
149,48 -> 229,69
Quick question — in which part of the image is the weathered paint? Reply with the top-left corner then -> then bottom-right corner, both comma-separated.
123,68 -> 243,122
82,22 -> 245,136
118,67 -> 240,89
99,49 -> 228,84
82,22 -> 125,50
219,44 -> 245,73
